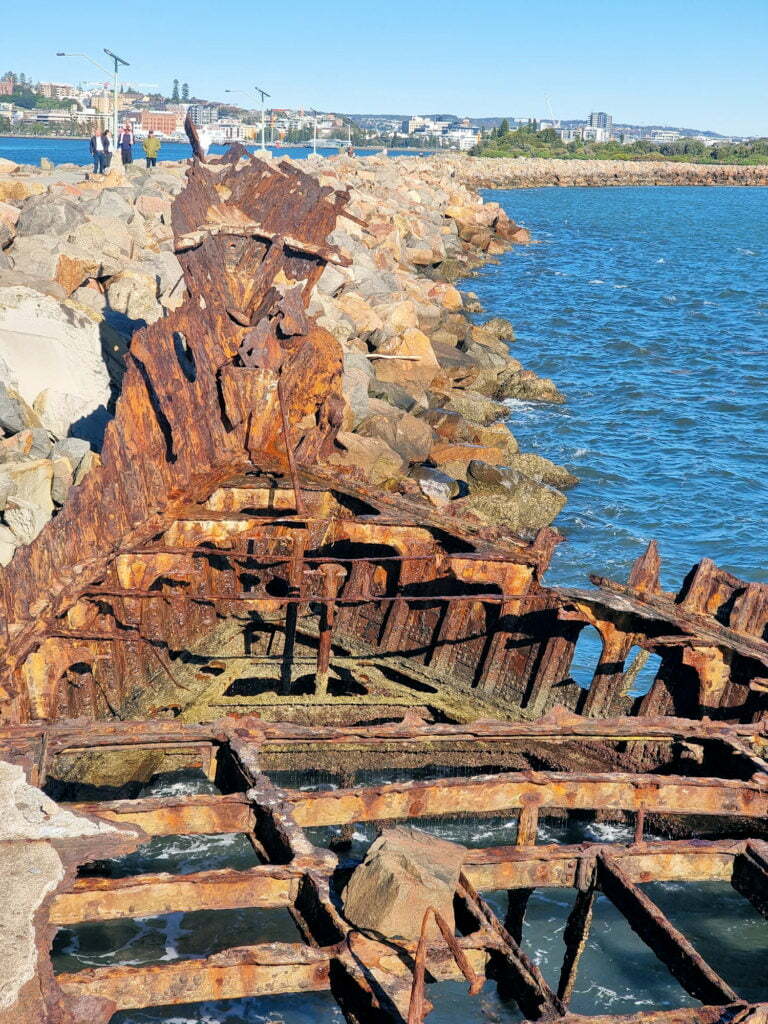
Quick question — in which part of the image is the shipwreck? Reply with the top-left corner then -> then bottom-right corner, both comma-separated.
0,142 -> 766,1024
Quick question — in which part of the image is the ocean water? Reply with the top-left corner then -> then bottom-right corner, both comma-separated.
0,136 -> 421,166
472,186 -> 768,592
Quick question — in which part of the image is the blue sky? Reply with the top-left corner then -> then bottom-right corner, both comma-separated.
5,0 -> 767,135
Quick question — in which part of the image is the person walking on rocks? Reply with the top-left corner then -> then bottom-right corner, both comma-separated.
89,129 -> 109,174
118,123 -> 135,165
142,130 -> 161,169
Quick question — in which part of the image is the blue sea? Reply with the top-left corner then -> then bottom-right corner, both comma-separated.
473,185 -> 768,592
0,135 -> 422,165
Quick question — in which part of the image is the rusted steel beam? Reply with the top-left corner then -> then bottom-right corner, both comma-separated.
459,871 -> 564,1020
560,1006 -> 764,1024
558,863 -> 597,1005
56,942 -> 332,1010
563,580 -> 768,669
49,865 -> 301,925
406,906 -> 484,1024
516,804 -> 539,846
462,841 -> 738,891
315,564 -> 346,697
249,713 -> 766,745
597,854 -> 739,1005
76,589 -> 524,604
284,771 -> 768,828
65,792 -> 254,836
731,840 -> 768,920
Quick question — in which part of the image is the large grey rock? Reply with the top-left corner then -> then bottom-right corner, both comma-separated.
2,459 -> 53,516
51,437 -> 90,473
4,497 -> 50,545
342,826 -> 466,941
445,389 -> 507,426
342,350 -> 373,426
0,286 -> 111,445
89,189 -> 134,220
0,761 -> 129,1013
0,270 -> 66,301
368,378 -> 426,413
0,524 -> 16,565
0,383 -> 27,435
68,220 -> 125,274
464,460 -> 567,535
0,471 -> 13,511
505,452 -> 579,490
106,269 -> 163,323
410,465 -> 460,506
316,263 -> 349,296
51,456 -> 73,505
15,196 -> 86,238
7,235 -> 62,279
133,250 -> 184,305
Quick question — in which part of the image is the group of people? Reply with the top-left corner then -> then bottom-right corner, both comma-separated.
88,125 -> 162,174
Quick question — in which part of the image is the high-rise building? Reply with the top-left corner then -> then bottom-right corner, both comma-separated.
588,111 -> 614,137
188,103 -> 219,126
39,82 -> 75,100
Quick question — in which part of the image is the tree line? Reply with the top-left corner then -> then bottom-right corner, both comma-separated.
472,122 -> 768,165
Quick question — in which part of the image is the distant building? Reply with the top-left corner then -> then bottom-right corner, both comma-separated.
588,111 -> 614,137
581,125 -> 611,143
140,109 -> 180,135
213,119 -> 244,142
402,115 -> 455,137
91,92 -> 113,115
648,128 -> 681,143
188,103 -> 219,126
558,127 -> 581,143
39,82 -> 75,100
441,125 -> 479,150
0,76 -> 14,97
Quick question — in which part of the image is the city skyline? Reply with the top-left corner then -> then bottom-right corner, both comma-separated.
4,0 -> 768,138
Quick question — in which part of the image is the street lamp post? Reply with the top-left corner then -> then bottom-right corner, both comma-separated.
57,49 -> 129,159
104,49 -> 129,144
254,85 -> 270,153
226,85 -> 271,152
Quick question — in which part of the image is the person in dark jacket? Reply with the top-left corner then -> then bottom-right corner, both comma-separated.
102,129 -> 112,169
89,129 -> 109,174
118,124 -> 134,165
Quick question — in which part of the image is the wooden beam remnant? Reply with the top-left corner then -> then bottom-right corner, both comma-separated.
597,854 -> 739,1005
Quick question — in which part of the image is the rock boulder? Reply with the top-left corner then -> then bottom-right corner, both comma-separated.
342,826 -> 466,941
0,286 -> 111,445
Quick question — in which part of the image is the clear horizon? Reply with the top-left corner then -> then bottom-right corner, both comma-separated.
5,0 -> 767,137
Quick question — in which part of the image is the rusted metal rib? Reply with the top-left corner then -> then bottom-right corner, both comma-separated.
597,854 -> 739,1005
